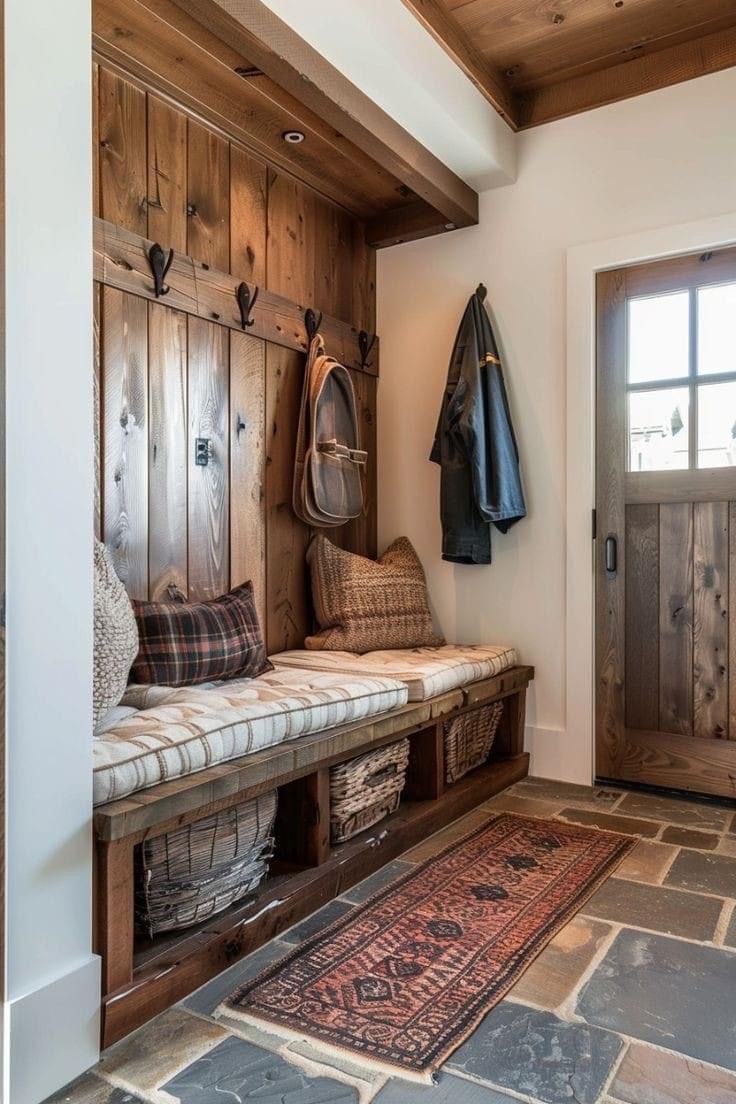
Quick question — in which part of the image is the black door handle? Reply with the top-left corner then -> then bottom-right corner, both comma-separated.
605,534 -> 617,575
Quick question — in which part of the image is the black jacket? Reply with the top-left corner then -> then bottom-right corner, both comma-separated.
430,290 -> 526,563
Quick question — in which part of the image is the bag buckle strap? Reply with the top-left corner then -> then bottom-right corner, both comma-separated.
317,439 -> 368,465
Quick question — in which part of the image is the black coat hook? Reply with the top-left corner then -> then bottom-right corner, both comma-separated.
357,330 -> 376,371
148,243 -> 174,298
236,282 -> 259,329
305,307 -> 323,345
475,283 -> 487,303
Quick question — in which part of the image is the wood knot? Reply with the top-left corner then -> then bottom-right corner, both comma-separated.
223,939 -> 241,962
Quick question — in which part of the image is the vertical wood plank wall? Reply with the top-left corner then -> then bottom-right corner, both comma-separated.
94,63 -> 377,653
625,500 -> 734,741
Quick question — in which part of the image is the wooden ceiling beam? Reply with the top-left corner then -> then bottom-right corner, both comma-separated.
517,21 -> 736,129
398,0 -> 519,129
171,0 -> 478,231
365,200 -> 459,249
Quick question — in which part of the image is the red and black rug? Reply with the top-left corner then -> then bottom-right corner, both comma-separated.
224,813 -> 633,1080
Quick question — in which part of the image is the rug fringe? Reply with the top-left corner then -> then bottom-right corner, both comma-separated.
218,1003 -> 437,1084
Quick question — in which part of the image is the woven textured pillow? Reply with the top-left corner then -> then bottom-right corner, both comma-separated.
94,540 -> 139,727
130,581 -> 272,688
306,536 -> 443,653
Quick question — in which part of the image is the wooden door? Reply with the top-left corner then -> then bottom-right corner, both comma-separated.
596,246 -> 736,798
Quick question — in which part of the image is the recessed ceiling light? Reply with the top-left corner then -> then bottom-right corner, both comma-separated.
283,130 -> 305,144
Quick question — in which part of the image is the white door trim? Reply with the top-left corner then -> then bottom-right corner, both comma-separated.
565,211 -> 736,785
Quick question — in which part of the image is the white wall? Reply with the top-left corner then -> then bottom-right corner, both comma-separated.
377,68 -> 736,784
260,0 -> 515,189
3,1 -> 98,1101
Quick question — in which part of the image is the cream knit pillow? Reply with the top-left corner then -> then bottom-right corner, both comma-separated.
94,540 -> 139,727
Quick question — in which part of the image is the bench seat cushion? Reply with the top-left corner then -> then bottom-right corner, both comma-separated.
93,668 -> 408,807
270,644 -> 518,702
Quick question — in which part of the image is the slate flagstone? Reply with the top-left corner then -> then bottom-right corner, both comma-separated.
163,1036 -> 358,1103
445,1002 -> 623,1104
577,928 -> 736,1071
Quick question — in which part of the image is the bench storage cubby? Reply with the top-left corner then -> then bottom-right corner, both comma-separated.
329,738 -> 410,842
135,790 -> 277,938
444,700 -> 504,784
94,662 -> 533,1047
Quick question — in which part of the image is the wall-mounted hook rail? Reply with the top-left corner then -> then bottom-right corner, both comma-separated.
358,330 -> 376,371
148,242 -> 174,298
305,307 -> 323,345
236,282 -> 258,329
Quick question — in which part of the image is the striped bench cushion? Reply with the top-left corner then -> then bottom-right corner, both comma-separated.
93,668 -> 408,807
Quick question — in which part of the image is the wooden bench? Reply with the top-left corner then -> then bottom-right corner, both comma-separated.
94,664 -> 534,1045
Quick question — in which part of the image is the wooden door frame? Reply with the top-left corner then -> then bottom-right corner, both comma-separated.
565,212 -> 736,788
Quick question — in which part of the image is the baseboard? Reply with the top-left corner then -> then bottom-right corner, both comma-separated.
524,725 -> 592,787
8,955 -> 100,1104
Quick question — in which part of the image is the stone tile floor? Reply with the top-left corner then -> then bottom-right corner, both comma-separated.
47,778 -> 736,1104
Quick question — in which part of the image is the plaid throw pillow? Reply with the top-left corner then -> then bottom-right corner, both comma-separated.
130,581 -> 272,687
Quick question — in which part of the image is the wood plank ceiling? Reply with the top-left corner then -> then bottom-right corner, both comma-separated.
93,0 -> 478,246
402,0 -> 736,128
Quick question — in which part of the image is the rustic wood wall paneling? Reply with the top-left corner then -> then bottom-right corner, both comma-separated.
93,62 -> 100,218
693,500 -> 729,741
94,283 -> 102,540
148,303 -> 188,601
624,503 -> 659,732
230,145 -> 267,285
314,199 -> 354,325
95,218 -> 378,369
230,331 -> 266,628
102,288 -> 149,598
265,345 -> 311,653
187,318 -> 230,601
187,121 -> 230,270
351,221 -> 377,334
266,169 -> 316,309
147,95 -> 187,252
99,68 -> 147,235
658,502 -> 693,737
95,62 -> 378,630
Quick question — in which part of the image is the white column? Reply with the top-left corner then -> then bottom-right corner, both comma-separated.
3,0 -> 98,1100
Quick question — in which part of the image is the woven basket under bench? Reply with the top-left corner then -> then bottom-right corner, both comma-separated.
135,790 -> 277,937
444,700 -> 504,784
330,738 -> 410,843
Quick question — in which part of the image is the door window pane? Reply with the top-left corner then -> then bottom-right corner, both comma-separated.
697,283 -> 736,376
628,292 -> 689,384
697,380 -> 736,468
628,387 -> 689,471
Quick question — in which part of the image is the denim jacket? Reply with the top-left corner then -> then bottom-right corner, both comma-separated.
430,291 -> 526,564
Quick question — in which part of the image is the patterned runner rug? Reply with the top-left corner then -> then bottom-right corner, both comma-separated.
224,813 -> 633,1081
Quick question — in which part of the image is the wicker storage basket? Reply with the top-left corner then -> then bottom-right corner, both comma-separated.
444,701 -> 503,784
330,738 -> 410,843
135,790 -> 277,937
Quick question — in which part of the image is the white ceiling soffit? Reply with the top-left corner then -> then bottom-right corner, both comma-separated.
259,0 -> 516,191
